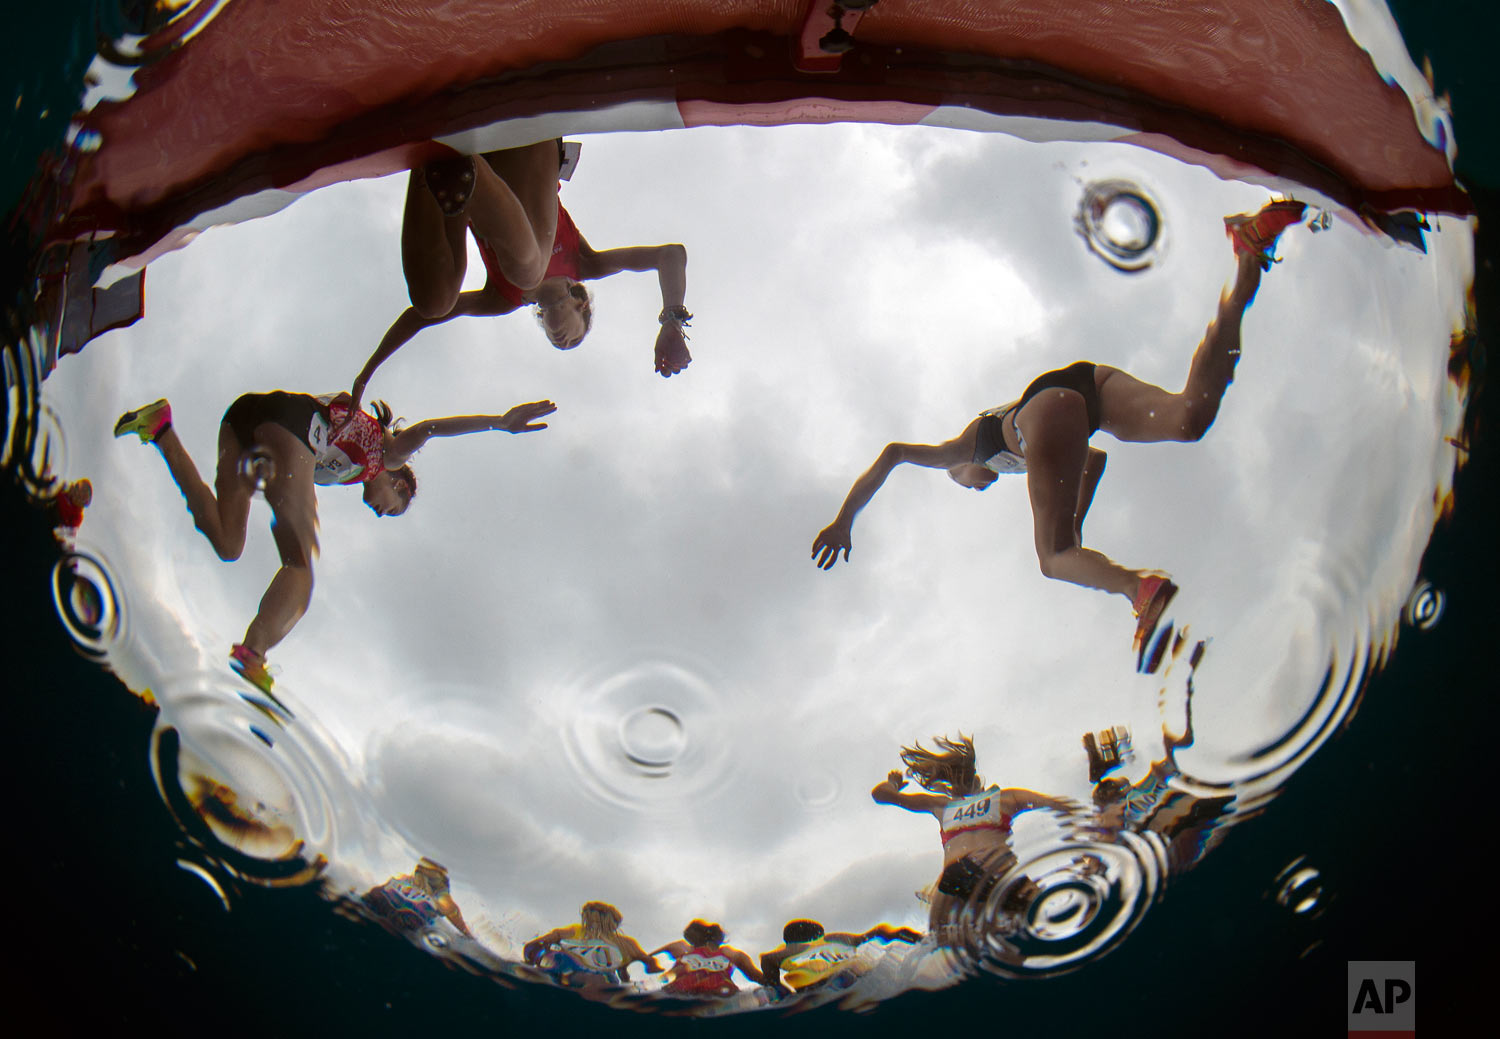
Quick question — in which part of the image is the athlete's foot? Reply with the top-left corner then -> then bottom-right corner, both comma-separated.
422,155 -> 476,216
1224,199 -> 1306,271
1131,575 -> 1178,654
113,398 -> 172,442
230,642 -> 275,696
1083,728 -> 1129,784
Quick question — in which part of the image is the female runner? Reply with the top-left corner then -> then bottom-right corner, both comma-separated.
523,901 -> 662,988
813,200 -> 1305,649
871,734 -> 1072,933
114,391 -> 555,693
348,139 -> 693,415
652,920 -> 766,998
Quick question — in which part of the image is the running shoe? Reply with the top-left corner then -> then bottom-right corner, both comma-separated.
230,642 -> 275,696
1132,575 -> 1178,653
1224,199 -> 1306,271
1083,727 -> 1130,783
113,398 -> 172,442
423,155 -> 476,216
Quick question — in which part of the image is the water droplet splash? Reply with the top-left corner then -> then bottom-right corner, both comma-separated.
175,857 -> 233,912
943,823 -> 1162,980
618,705 -> 687,770
150,676 -> 341,888
562,656 -> 733,809
238,447 -> 276,491
1076,180 -> 1164,271
51,552 -> 123,656
794,768 -> 842,809
1402,579 -> 1444,630
1273,857 -> 1326,917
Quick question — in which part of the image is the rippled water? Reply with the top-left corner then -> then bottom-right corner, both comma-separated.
2,0 -> 1483,1026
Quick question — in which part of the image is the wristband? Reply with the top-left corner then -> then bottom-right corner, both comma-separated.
659,305 -> 693,327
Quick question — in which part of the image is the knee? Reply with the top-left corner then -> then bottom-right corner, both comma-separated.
510,256 -> 547,293
1035,550 -> 1064,580
409,285 -> 459,320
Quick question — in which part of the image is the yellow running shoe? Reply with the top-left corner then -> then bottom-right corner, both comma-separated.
113,399 -> 172,442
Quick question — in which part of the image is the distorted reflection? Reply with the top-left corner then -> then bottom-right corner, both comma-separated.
354,138 -> 691,415
652,919 -> 767,999
524,901 -> 663,988
362,858 -> 475,940
760,919 -> 922,997
1090,643 -> 1237,872
47,477 -> 91,546
872,735 -> 1073,938
28,119 -> 1471,1017
111,391 -> 554,695
813,200 -> 1304,660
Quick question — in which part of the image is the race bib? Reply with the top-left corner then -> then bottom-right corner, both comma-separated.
557,938 -> 625,971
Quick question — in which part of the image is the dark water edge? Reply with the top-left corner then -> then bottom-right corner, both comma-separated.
4,6 -> 1498,1035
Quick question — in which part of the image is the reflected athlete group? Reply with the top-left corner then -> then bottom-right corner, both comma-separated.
108,138 -> 1295,985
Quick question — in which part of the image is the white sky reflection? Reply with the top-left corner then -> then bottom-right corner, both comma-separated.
46,122 -> 1470,968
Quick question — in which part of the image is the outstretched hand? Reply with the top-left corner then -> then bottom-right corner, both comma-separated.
886,770 -> 906,790
811,521 -> 852,570
654,324 -> 691,378
497,400 -> 557,433
330,388 -> 362,439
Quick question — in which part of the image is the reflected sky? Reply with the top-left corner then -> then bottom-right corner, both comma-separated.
42,120 -> 1470,974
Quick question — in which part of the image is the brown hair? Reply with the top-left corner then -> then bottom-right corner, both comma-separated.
357,400 -> 419,509
683,919 -> 724,947
900,733 -> 983,797
387,463 -> 417,505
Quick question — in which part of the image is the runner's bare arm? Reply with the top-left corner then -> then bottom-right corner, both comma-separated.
1003,787 -> 1076,816
351,289 -> 517,408
523,926 -> 568,963
871,770 -> 950,816
384,401 -> 556,468
812,424 -> 978,570
577,239 -> 692,376
728,946 -> 766,985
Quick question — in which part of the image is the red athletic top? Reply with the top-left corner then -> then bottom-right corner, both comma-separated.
939,787 -> 1013,847
476,199 -> 583,306
53,495 -> 86,530
665,946 -> 737,995
315,398 -> 386,485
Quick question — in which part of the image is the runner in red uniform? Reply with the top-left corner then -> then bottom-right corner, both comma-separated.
652,920 -> 766,998
349,139 -> 694,418
113,392 -> 555,695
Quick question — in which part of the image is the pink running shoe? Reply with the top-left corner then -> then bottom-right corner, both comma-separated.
1132,575 -> 1178,654
113,399 -> 172,442
230,643 -> 275,696
1224,199 -> 1306,271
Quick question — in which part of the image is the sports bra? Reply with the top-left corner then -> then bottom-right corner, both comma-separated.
939,786 -> 1013,846
551,933 -> 627,974
666,947 -> 736,994
478,200 -> 584,307
312,397 -> 386,485
972,405 -> 1026,475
